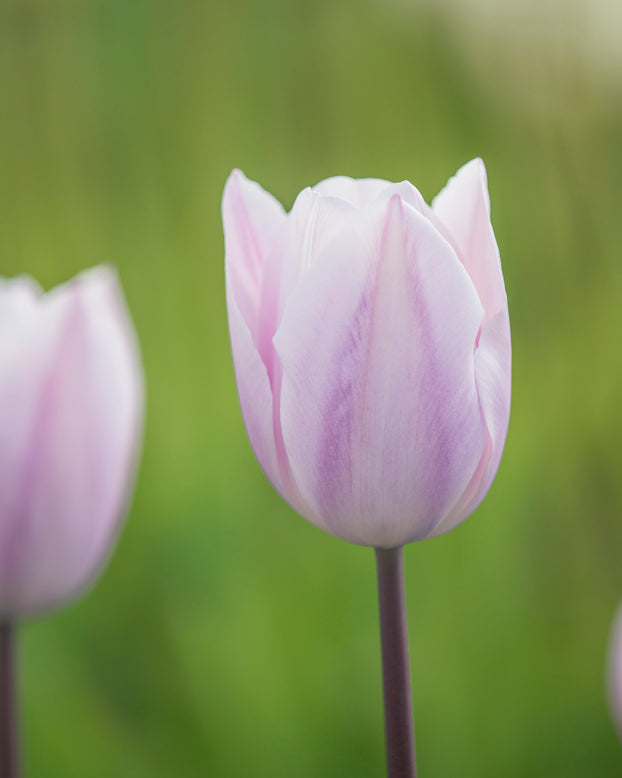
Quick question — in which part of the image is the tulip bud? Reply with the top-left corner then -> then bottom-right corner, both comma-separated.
223,160 -> 511,548
0,267 -> 144,620
608,604 -> 622,742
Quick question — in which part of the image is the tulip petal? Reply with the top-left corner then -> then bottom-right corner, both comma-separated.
0,268 -> 143,618
225,276 -> 288,501
0,291 -> 67,610
0,277 -> 41,328
313,176 -> 433,220
226,187 -> 358,517
426,306 -> 511,538
312,176 -> 391,207
432,158 -> 506,321
279,187 -> 358,304
222,169 -> 286,342
275,195 -> 488,548
223,172 -> 330,513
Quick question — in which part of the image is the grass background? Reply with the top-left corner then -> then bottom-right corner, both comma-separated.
2,0 -> 622,774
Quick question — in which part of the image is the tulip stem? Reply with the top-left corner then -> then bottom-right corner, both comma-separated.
0,622 -> 19,778
375,547 -> 416,778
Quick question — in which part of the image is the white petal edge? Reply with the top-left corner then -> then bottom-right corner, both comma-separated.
432,158 -> 506,322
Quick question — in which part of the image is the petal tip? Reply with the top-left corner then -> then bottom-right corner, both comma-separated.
223,168 -> 246,200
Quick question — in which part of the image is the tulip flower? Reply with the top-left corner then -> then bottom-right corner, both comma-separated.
224,159 -> 510,777
0,266 -> 144,778
223,160 -> 510,548
608,603 -> 622,743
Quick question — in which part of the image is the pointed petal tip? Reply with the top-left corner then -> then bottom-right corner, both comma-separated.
223,168 -> 246,200
449,157 -> 488,189
227,167 -> 246,184
463,157 -> 490,199
222,169 -> 285,219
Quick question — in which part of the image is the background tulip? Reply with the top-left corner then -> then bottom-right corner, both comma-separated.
0,266 -> 144,777
608,604 -> 622,743
223,160 -> 511,549
0,266 -> 144,621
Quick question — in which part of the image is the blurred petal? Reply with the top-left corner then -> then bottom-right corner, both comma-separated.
0,292 -> 70,611
0,276 -> 41,328
608,603 -> 622,742
432,158 -> 506,322
275,195 -> 488,547
0,268 -> 143,619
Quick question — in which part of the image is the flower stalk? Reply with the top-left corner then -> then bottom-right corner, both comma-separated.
375,547 -> 416,778
0,622 -> 19,778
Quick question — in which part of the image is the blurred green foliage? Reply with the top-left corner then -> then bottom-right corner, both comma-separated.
1,0 -> 622,775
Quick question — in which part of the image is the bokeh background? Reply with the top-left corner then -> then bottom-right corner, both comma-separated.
2,0 -> 622,775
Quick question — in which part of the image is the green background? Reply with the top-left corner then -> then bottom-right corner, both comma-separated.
2,0 -> 622,775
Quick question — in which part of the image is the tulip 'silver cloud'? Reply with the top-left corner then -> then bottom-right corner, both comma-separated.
0,267 -> 144,619
223,160 -> 511,548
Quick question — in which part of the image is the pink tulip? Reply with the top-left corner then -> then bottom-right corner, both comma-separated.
0,267 -> 144,620
223,160 -> 511,548
608,604 -> 622,742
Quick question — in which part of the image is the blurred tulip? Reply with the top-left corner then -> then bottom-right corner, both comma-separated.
223,160 -> 511,548
0,267 -> 144,620
608,603 -> 622,742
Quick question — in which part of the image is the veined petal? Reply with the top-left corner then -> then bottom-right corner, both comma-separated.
432,158 -> 506,322
275,195 -> 488,548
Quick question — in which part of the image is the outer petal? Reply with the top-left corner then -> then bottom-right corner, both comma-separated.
225,276 -> 288,501
226,186 -> 358,517
432,158 -> 506,322
223,170 -> 294,503
426,306 -> 511,538
0,268 -> 143,619
275,195 -> 488,548
0,285 -> 66,590
222,169 -> 286,342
